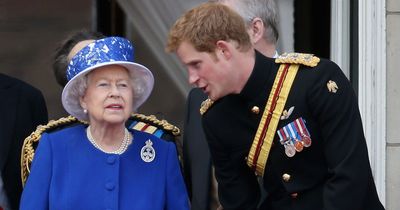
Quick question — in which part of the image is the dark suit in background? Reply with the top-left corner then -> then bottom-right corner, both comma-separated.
182,88 -> 212,210
0,73 -> 48,210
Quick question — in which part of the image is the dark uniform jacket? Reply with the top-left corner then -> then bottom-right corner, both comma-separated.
0,73 -> 48,210
182,88 -> 212,210
202,51 -> 384,210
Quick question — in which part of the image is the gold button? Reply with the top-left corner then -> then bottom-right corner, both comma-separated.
290,193 -> 298,198
282,173 -> 291,182
251,106 -> 260,114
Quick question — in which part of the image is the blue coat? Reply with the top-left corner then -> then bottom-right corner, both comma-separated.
20,125 -> 189,210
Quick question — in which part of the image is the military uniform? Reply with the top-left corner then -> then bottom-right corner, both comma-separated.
201,51 -> 384,210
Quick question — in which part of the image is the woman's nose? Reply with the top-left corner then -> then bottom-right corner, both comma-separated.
109,85 -> 121,98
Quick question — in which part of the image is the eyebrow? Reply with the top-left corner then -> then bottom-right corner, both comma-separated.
185,59 -> 201,66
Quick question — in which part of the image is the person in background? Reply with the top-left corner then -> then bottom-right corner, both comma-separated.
182,0 -> 279,209
20,36 -> 189,210
167,3 -> 384,210
52,30 -> 105,87
0,73 -> 48,210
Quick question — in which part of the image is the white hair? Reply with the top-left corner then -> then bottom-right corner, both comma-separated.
213,0 -> 279,44
64,66 -> 146,121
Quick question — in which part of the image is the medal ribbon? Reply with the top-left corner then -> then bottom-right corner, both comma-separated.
294,118 -> 304,135
247,64 -> 300,176
277,128 -> 286,144
297,118 -> 311,137
287,123 -> 298,140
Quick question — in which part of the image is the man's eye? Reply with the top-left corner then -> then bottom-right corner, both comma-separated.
191,62 -> 201,70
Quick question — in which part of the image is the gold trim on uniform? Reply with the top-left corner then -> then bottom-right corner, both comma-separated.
282,173 -> 291,182
327,80 -> 339,93
200,98 -> 214,115
275,52 -> 320,67
247,64 -> 300,176
251,106 -> 260,114
21,116 -> 82,186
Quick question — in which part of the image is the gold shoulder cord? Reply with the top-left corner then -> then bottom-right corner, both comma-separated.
200,98 -> 214,115
21,116 -> 82,186
275,52 -> 320,67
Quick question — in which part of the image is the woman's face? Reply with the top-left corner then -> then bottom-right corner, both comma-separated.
80,65 -> 133,126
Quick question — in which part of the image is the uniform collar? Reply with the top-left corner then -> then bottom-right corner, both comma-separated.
273,51 -> 279,58
239,50 -> 276,101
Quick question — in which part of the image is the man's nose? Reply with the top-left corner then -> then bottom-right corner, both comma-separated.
188,70 -> 199,86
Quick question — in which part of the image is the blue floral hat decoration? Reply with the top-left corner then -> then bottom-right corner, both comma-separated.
61,36 -> 154,121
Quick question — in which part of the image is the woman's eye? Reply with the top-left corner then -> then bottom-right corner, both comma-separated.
118,83 -> 128,88
98,82 -> 109,87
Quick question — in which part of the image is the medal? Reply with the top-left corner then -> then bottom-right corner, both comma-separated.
286,124 -> 303,153
141,139 -> 156,162
284,141 -> 296,157
293,139 -> 304,152
277,117 -> 313,157
302,135 -> 312,147
296,118 -> 312,147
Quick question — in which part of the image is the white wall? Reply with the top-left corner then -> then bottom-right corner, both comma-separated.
276,0 -> 294,53
386,0 -> 400,209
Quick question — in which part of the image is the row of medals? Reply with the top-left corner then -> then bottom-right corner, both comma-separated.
281,135 -> 312,157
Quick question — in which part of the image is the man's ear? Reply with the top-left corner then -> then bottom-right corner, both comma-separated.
248,17 -> 265,44
216,40 -> 232,59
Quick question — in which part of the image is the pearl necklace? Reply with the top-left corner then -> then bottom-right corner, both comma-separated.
86,126 -> 132,155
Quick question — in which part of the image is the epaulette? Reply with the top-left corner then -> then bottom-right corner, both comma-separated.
129,113 -> 181,137
200,98 -> 214,115
21,116 -> 82,185
275,52 -> 320,67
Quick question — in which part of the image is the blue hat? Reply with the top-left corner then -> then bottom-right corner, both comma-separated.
62,37 -> 154,121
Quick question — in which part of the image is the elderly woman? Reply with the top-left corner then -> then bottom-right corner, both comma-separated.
20,37 -> 189,210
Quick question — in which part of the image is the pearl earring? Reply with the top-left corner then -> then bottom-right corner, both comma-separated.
83,109 -> 88,114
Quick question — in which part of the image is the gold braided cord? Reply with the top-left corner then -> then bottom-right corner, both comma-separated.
275,52 -> 320,67
21,116 -> 82,186
200,99 -> 214,115
131,113 -> 181,136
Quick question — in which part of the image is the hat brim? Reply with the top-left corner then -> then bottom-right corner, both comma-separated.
61,61 -> 154,121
